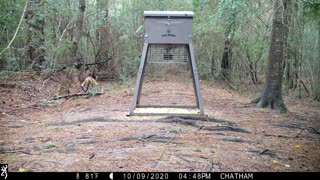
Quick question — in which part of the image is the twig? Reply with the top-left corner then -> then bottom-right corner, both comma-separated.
220,75 -> 237,90
42,76 -> 53,87
299,80 -> 310,96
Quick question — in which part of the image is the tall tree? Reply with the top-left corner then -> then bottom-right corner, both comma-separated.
316,20 -> 320,100
254,0 -> 287,112
70,0 -> 85,63
284,1 -> 303,92
220,0 -> 236,80
25,0 -> 45,71
96,0 -> 111,70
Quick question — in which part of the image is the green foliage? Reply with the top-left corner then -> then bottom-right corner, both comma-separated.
88,86 -> 100,96
41,98 -> 54,105
42,143 -> 56,149
0,0 -> 318,100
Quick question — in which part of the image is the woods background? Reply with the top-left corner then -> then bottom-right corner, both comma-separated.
0,0 -> 319,101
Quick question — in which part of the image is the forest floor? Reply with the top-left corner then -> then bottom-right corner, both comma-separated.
0,72 -> 320,172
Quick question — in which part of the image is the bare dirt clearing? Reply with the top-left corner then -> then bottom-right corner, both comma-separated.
0,73 -> 319,172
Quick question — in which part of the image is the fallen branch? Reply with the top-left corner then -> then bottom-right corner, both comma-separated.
300,80 -> 310,96
53,92 -> 104,100
42,76 -> 53,87
274,123 -> 320,135
118,134 -> 176,144
237,103 -> 256,108
46,117 -> 113,126
201,126 -> 251,134
220,137 -> 253,143
0,83 -> 16,88
248,149 -> 277,157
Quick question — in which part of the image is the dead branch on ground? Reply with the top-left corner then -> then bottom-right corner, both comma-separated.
53,92 -> 104,100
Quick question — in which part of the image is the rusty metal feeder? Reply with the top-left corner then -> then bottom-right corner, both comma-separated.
129,11 -> 204,116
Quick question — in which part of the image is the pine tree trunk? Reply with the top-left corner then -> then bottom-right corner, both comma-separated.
315,20 -> 320,101
96,0 -> 110,71
220,40 -> 232,79
220,0 -> 236,80
25,0 -> 45,71
71,0 -> 86,61
256,0 -> 287,112
210,49 -> 215,76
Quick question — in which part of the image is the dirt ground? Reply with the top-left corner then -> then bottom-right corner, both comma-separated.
0,72 -> 319,172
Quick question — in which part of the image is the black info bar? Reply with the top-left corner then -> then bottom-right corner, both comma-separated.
1,172 -> 319,180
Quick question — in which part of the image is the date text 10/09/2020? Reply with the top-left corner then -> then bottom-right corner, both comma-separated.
122,173 -> 212,180
122,172 -> 255,180
123,173 -> 169,180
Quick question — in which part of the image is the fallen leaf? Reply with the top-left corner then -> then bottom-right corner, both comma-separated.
295,145 -> 301,149
19,168 -> 26,172
272,160 -> 278,164
285,164 -> 290,168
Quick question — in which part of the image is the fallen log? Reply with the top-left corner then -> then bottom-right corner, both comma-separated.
53,92 -> 104,100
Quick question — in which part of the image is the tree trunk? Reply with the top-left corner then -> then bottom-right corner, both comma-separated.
256,0 -> 287,112
25,0 -> 45,71
96,0 -> 112,74
315,20 -> 320,101
70,0 -> 86,62
210,49 -> 215,76
220,39 -> 232,79
220,0 -> 236,80
284,0 -> 301,90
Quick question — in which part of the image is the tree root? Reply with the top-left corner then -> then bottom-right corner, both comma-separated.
118,134 -> 177,144
220,137 -> 254,143
274,123 -> 320,136
248,149 -> 277,157
163,115 -> 235,126
46,117 -> 114,126
157,117 -> 250,134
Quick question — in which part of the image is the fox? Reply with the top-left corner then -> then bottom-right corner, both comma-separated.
80,73 -> 98,92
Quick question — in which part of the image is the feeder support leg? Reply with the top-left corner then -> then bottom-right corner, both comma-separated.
130,42 -> 149,115
188,42 -> 204,115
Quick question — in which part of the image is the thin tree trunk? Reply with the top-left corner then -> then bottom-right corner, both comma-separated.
96,0 -> 111,74
70,0 -> 86,62
256,0 -> 287,112
315,20 -> 320,101
25,0 -> 45,71
221,39 -> 232,79
220,0 -> 236,80
211,49 -> 216,76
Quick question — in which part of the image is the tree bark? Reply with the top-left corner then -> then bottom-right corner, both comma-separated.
256,0 -> 287,112
95,0 -> 115,77
315,20 -> 320,101
96,0 -> 110,63
210,49 -> 216,76
25,0 -> 45,71
220,39 -> 232,79
284,1 -> 301,90
70,0 -> 86,62
220,0 -> 236,80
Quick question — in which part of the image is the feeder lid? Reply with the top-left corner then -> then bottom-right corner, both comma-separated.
143,11 -> 194,18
